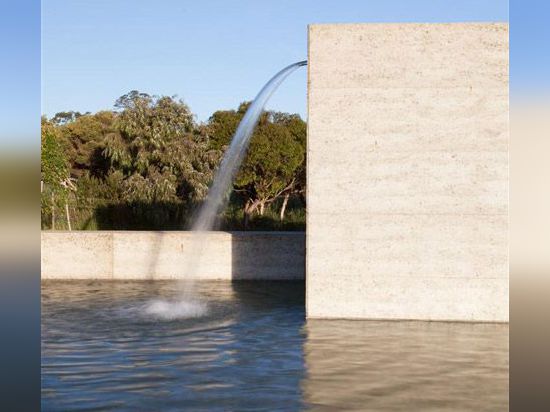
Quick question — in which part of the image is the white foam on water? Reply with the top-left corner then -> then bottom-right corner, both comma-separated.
142,299 -> 208,320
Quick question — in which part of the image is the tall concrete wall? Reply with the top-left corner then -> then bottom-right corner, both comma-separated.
42,231 -> 305,280
306,23 -> 509,321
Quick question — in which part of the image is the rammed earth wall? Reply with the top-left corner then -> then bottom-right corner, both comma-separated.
306,23 -> 509,321
41,231 -> 305,280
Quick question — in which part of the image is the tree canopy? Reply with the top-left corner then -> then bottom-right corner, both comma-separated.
41,117 -> 69,191
207,104 -> 306,223
41,91 -> 306,230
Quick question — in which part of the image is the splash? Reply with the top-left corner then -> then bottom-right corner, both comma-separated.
142,299 -> 208,321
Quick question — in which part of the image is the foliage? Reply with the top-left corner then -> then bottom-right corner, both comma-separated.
41,117 -> 69,191
41,91 -> 306,231
207,102 -> 306,225
104,90 -> 220,203
207,102 -> 248,150
41,117 -> 73,229
51,110 -> 89,126
56,110 -> 116,178
235,121 -> 303,209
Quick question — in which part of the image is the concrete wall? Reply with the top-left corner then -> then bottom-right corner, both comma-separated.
307,23 -> 509,321
41,231 -> 305,280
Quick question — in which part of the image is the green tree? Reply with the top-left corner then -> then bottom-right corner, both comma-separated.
40,92 -> 307,231
103,90 -> 219,204
51,110 -> 89,126
207,103 -> 306,226
56,110 -> 116,178
270,112 -> 307,219
41,118 -> 68,188
41,117 -> 73,229
207,103 -> 247,150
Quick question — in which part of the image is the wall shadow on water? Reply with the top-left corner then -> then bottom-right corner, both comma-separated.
228,280 -> 306,410
230,232 -> 306,281
229,280 -> 305,310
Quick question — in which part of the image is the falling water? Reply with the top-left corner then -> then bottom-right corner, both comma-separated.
192,60 -> 307,231
143,61 -> 307,320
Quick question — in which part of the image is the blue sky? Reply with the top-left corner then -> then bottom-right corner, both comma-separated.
0,1 -> 40,144
42,0 -> 510,123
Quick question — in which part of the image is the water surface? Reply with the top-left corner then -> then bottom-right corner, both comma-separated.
42,281 -> 508,411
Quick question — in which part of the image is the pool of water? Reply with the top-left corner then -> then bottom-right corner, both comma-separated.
42,281 -> 508,411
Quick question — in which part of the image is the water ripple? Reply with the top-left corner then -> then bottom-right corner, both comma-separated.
42,280 -> 508,411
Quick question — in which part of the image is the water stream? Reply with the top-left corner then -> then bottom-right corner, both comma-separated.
144,61 -> 307,320
192,60 -> 307,231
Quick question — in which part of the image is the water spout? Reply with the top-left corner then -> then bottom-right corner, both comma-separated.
191,60 -> 307,231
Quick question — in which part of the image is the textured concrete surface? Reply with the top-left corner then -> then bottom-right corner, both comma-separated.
307,23 -> 509,321
41,231 -> 305,280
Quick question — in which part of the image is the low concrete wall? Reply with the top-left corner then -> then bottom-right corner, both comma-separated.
41,231 -> 305,280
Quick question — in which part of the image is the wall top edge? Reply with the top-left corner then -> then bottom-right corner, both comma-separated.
41,230 -> 305,236
308,21 -> 509,30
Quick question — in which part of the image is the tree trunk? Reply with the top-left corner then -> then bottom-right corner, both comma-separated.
65,201 -> 72,231
280,193 -> 290,221
243,200 -> 260,230
259,202 -> 265,216
51,192 -> 55,230
243,205 -> 251,230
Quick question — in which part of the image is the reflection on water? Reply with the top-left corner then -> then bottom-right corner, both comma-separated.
304,320 -> 508,411
42,281 -> 508,411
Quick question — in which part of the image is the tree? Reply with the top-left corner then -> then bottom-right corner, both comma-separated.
51,110 -> 88,126
56,110 -> 116,178
207,103 -> 247,150
41,117 -> 73,229
40,92 -> 307,231
236,121 -> 303,225
207,103 -> 306,227
41,118 -> 68,189
270,112 -> 307,220
103,91 -> 220,204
